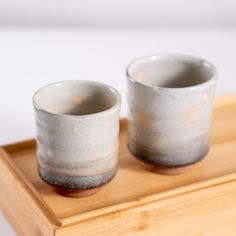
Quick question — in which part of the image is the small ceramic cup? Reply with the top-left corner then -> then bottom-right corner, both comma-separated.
126,53 -> 217,175
33,80 -> 121,197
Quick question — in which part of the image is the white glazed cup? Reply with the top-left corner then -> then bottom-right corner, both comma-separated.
33,80 -> 121,197
126,54 -> 217,175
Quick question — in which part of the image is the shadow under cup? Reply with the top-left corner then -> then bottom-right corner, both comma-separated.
126,54 -> 217,175
33,81 -> 121,197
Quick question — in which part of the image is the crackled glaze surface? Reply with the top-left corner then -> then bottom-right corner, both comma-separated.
33,80 -> 121,190
126,54 -> 217,170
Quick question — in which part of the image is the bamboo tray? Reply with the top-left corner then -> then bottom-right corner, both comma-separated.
1,94 -> 236,236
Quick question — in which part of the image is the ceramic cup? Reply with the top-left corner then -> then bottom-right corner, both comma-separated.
126,53 -> 217,175
33,80 -> 121,197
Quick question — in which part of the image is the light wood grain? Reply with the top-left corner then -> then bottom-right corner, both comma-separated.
1,94 -> 236,235
55,180 -> 236,236
0,148 -> 57,236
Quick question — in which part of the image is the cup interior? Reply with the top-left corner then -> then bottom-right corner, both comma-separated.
33,81 -> 119,115
127,54 -> 215,88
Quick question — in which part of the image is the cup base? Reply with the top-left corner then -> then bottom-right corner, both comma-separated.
141,162 -> 193,175
56,187 -> 102,198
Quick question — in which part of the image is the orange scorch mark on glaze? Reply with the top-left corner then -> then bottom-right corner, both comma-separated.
184,91 -> 209,123
136,115 -> 150,128
201,91 -> 210,103
184,103 -> 198,122
136,71 -> 145,83
71,96 -> 85,105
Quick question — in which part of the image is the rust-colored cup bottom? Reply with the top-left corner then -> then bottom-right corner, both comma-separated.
56,186 -> 102,198
141,162 -> 193,175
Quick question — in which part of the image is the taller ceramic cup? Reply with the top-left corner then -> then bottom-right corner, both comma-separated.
126,54 -> 217,175
33,80 -> 121,197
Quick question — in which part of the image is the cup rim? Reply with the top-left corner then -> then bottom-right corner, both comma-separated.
126,53 -> 218,91
33,80 -> 121,118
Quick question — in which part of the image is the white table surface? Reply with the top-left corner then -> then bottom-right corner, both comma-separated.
0,28 -> 235,235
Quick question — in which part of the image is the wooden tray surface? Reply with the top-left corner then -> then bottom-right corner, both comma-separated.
1,94 -> 236,228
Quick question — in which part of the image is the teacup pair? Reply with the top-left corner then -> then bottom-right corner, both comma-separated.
33,53 -> 217,197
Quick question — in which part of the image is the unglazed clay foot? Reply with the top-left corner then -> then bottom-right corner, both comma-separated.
56,187 -> 102,198
141,162 -> 193,175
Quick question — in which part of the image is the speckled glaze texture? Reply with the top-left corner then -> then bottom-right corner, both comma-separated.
33,81 -> 121,193
126,54 -> 217,173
